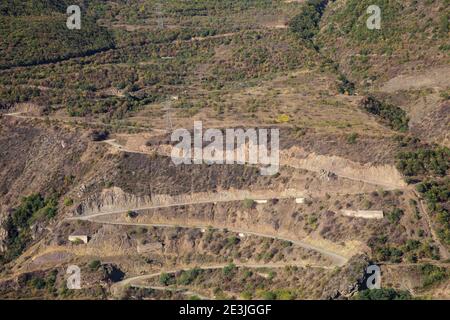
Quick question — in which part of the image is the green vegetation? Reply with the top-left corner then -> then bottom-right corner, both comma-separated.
0,14 -> 114,69
386,208 -> 404,224
256,288 -> 297,300
346,132 -> 358,144
337,74 -> 356,95
0,0 -> 315,118
89,260 -> 101,271
63,198 -> 73,207
397,147 -> 450,177
26,270 -> 58,295
222,263 -> 237,277
127,210 -> 138,218
416,179 -> 450,245
159,272 -> 172,286
0,194 -> 57,264
369,235 -> 440,263
177,267 -> 201,286
289,0 -> 328,41
227,236 -> 240,247
0,0 -> 70,16
316,0 -> 449,83
360,96 -> 409,132
420,264 -> 448,287
355,288 -> 412,300
242,198 -> 255,209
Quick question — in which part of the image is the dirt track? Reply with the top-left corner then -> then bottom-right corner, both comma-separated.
111,261 -> 333,298
412,190 -> 449,260
68,215 -> 349,266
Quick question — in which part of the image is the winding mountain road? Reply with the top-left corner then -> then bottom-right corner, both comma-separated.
112,261 -> 333,298
68,214 -> 349,266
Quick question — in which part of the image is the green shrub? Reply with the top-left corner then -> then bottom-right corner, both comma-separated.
227,236 -> 240,247
289,0 -> 328,41
347,133 -> 358,144
387,208 -> 404,224
421,264 -> 448,287
337,74 -> 356,95
159,272 -> 171,286
127,210 -> 138,218
0,193 -> 58,263
355,288 -> 412,300
360,96 -> 408,131
397,147 -> 450,177
222,263 -> 237,277
89,260 -> 101,271
177,267 -> 201,286
242,199 -> 255,209
260,290 -> 277,300
64,198 -> 73,207
29,276 -> 46,290
416,179 -> 450,245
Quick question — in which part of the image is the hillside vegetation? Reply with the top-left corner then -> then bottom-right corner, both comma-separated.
0,1 -> 114,68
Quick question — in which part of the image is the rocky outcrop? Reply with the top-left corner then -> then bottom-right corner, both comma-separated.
101,264 -> 125,283
320,254 -> 371,299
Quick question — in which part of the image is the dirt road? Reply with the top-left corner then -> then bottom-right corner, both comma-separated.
69,215 -> 349,266
112,261 -> 333,297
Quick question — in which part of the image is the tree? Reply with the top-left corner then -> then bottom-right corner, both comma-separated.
223,263 -> 237,277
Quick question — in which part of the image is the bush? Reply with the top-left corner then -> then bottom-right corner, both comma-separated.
127,210 -> 138,218
177,267 -> 201,286
260,290 -> 277,300
227,236 -> 240,247
222,263 -> 237,277
289,0 -> 328,41
347,133 -> 358,144
29,276 -> 46,290
421,264 -> 448,287
89,260 -> 101,271
241,291 -> 252,300
416,179 -> 450,245
397,147 -> 450,177
356,288 -> 412,300
90,130 -> 110,141
159,272 -> 171,286
360,96 -> 408,131
64,198 -> 73,207
387,208 -> 404,224
242,199 -> 255,209
276,114 -> 290,123
337,74 -> 356,95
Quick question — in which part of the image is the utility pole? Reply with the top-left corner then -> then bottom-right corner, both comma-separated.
162,100 -> 173,131
156,2 -> 164,29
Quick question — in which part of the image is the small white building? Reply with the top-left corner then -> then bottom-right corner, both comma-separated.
342,210 -> 384,219
254,200 -> 268,204
68,235 -> 89,244
295,198 -> 305,204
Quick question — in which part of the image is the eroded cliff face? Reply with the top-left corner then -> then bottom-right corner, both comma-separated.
320,254 -> 371,299
74,186 -> 308,216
